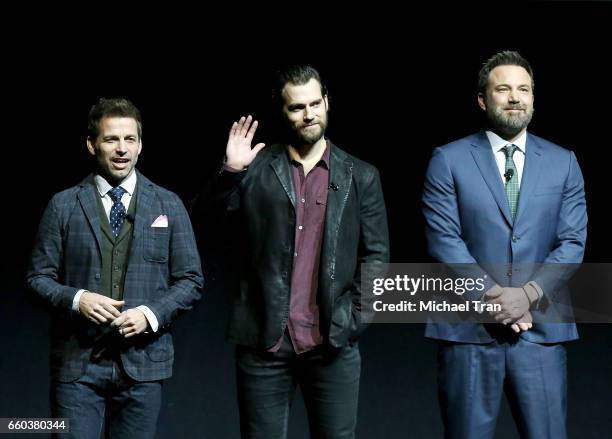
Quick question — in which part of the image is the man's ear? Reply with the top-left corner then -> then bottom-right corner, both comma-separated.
477,93 -> 486,112
324,95 -> 329,111
86,138 -> 96,156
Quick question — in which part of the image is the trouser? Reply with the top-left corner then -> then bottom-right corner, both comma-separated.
236,333 -> 361,439
50,356 -> 162,439
437,337 -> 567,439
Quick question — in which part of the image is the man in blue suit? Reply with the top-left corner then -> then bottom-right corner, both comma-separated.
422,51 -> 587,438
27,98 -> 203,439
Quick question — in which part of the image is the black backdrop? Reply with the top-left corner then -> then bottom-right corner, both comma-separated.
2,2 -> 611,438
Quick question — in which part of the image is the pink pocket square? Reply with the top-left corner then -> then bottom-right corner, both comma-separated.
151,215 -> 168,228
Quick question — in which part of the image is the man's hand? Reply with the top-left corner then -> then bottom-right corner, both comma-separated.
224,115 -> 265,171
111,309 -> 149,338
510,311 -> 533,333
485,287 -> 530,324
79,291 -> 124,324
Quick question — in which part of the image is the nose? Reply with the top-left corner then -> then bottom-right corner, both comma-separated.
116,139 -> 128,154
304,106 -> 314,121
508,89 -> 519,103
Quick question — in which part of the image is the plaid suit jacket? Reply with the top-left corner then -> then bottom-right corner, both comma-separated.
27,171 -> 203,382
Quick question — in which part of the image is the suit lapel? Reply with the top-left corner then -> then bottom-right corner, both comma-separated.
319,144 -> 352,307
470,132 -> 513,226
133,172 -> 154,242
77,175 -> 104,256
514,134 -> 543,225
270,145 -> 296,209
324,145 -> 353,258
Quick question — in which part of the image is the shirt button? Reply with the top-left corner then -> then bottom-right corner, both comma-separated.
301,198 -> 305,203
298,226 -> 303,230
294,252 -> 298,257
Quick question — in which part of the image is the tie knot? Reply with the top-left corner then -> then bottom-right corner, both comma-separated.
108,186 -> 126,203
502,144 -> 518,158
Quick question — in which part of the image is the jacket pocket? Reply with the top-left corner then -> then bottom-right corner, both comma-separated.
144,228 -> 169,263
144,340 -> 173,362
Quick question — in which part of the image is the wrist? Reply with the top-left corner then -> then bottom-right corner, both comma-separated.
223,163 -> 246,173
522,284 -> 539,304
222,156 -> 247,173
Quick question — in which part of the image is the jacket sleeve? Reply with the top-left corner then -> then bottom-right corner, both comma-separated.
26,196 -> 79,311
141,195 -> 204,328
422,147 -> 498,299
532,151 -> 587,300
344,166 -> 390,342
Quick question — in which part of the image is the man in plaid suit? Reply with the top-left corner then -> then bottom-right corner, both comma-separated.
27,98 -> 203,439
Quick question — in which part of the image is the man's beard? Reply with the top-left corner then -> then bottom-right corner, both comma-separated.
487,104 -> 533,140
284,116 -> 328,147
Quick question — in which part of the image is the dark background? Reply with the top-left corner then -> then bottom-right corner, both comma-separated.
2,2 -> 611,437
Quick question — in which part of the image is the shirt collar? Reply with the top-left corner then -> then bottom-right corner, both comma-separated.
288,139 -> 330,169
485,130 -> 527,154
94,170 -> 138,197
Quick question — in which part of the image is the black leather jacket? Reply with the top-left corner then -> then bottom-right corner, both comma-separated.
194,141 -> 389,349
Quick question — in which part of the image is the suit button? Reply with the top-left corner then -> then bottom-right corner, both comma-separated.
512,236 -> 518,243
507,271 -> 512,277
95,273 -> 101,279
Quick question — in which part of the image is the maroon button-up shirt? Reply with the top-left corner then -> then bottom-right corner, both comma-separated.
269,144 -> 330,354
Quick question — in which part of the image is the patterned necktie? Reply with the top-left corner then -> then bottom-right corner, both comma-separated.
108,186 -> 127,238
502,144 -> 520,220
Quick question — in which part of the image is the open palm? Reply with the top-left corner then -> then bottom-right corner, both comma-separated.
225,115 -> 265,170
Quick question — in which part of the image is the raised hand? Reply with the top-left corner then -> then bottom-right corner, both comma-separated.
225,115 -> 265,171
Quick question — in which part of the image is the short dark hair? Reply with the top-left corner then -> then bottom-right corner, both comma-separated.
87,97 -> 142,141
478,51 -> 534,95
272,64 -> 328,108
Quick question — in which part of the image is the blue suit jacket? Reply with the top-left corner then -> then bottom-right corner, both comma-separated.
27,172 -> 203,382
422,131 -> 587,343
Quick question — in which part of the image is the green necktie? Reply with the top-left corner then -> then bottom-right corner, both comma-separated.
502,144 -> 520,220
